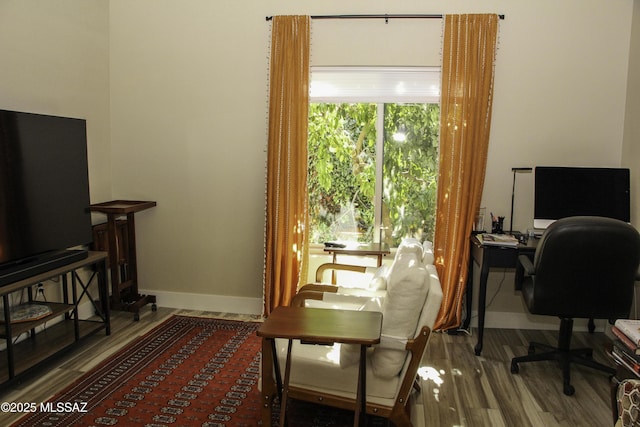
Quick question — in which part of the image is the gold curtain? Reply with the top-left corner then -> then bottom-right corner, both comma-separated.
264,16 -> 311,315
433,14 -> 499,331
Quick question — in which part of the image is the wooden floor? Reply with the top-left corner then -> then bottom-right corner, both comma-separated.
0,308 -> 616,427
416,327 -> 615,427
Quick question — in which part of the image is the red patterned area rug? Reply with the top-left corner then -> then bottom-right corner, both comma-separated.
12,315 -> 391,426
13,316 -> 263,426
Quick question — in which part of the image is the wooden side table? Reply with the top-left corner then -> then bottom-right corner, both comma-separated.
90,200 -> 156,321
257,306 -> 382,427
324,242 -> 390,267
323,243 -> 390,284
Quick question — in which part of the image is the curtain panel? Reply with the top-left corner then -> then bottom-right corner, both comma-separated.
433,14 -> 499,331
264,16 -> 311,315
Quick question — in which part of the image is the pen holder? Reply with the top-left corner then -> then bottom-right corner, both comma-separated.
492,216 -> 505,234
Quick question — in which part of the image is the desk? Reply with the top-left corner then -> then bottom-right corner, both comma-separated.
257,306 -> 382,427
463,235 -> 537,355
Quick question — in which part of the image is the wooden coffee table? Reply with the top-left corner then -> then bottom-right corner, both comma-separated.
257,306 -> 382,427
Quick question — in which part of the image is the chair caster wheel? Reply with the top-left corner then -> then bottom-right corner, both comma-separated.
510,361 -> 519,374
152,303 -> 157,312
563,384 -> 575,396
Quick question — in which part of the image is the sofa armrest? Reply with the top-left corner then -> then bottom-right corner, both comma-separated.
315,263 -> 368,282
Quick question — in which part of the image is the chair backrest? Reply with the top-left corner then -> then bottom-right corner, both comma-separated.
529,216 -> 640,319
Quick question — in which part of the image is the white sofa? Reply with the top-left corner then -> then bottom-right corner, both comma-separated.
260,239 -> 443,426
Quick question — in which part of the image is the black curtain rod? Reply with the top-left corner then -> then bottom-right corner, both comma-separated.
265,14 -> 505,22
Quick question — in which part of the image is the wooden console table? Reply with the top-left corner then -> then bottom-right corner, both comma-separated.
90,200 -> 156,321
258,306 -> 382,427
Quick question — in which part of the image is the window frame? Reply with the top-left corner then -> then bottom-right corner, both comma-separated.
309,66 -> 441,245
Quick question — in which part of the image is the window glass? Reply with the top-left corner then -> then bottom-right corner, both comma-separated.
308,67 -> 440,247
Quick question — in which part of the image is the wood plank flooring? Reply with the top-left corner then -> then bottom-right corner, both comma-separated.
0,308 -> 616,426
415,327 -> 615,427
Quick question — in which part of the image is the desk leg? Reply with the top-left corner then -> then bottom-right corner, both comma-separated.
354,344 -> 367,427
474,261 -> 490,356
463,252 -> 474,331
279,339 -> 293,427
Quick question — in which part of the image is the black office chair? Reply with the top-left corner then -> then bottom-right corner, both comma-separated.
510,216 -> 640,396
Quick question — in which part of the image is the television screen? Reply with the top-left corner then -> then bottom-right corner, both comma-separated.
0,109 -> 92,275
533,166 -> 630,230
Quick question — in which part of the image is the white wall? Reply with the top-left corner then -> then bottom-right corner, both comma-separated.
623,0 -> 640,226
0,0 -> 111,205
622,0 -> 640,319
109,0 -> 634,316
1,0 -> 637,321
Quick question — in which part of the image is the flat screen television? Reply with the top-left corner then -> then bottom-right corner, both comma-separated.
533,166 -> 630,230
0,109 -> 92,285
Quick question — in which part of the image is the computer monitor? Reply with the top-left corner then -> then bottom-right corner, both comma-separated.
533,166 -> 630,230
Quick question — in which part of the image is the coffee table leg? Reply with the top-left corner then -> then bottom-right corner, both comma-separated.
269,338 -> 283,402
279,339 -> 293,427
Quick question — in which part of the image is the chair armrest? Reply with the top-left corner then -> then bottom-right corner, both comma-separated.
518,254 -> 535,275
315,263 -> 368,282
290,291 -> 325,307
298,284 -> 339,294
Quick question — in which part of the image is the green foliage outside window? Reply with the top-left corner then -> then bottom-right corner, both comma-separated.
308,103 -> 440,247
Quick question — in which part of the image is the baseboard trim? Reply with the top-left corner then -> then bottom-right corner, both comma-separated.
129,290 -> 605,332
138,289 -> 263,316
468,310 -> 607,332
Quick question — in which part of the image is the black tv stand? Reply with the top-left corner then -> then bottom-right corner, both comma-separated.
0,250 -> 89,287
0,251 -> 109,385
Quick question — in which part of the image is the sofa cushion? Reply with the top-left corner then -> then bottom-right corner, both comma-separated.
422,240 -> 435,265
276,339 -> 401,404
371,250 -> 429,378
339,297 -> 384,368
368,264 -> 389,291
383,251 -> 429,335
395,238 -> 424,261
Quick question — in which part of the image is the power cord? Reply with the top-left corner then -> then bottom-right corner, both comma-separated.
36,283 -> 47,302
455,269 -> 508,335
